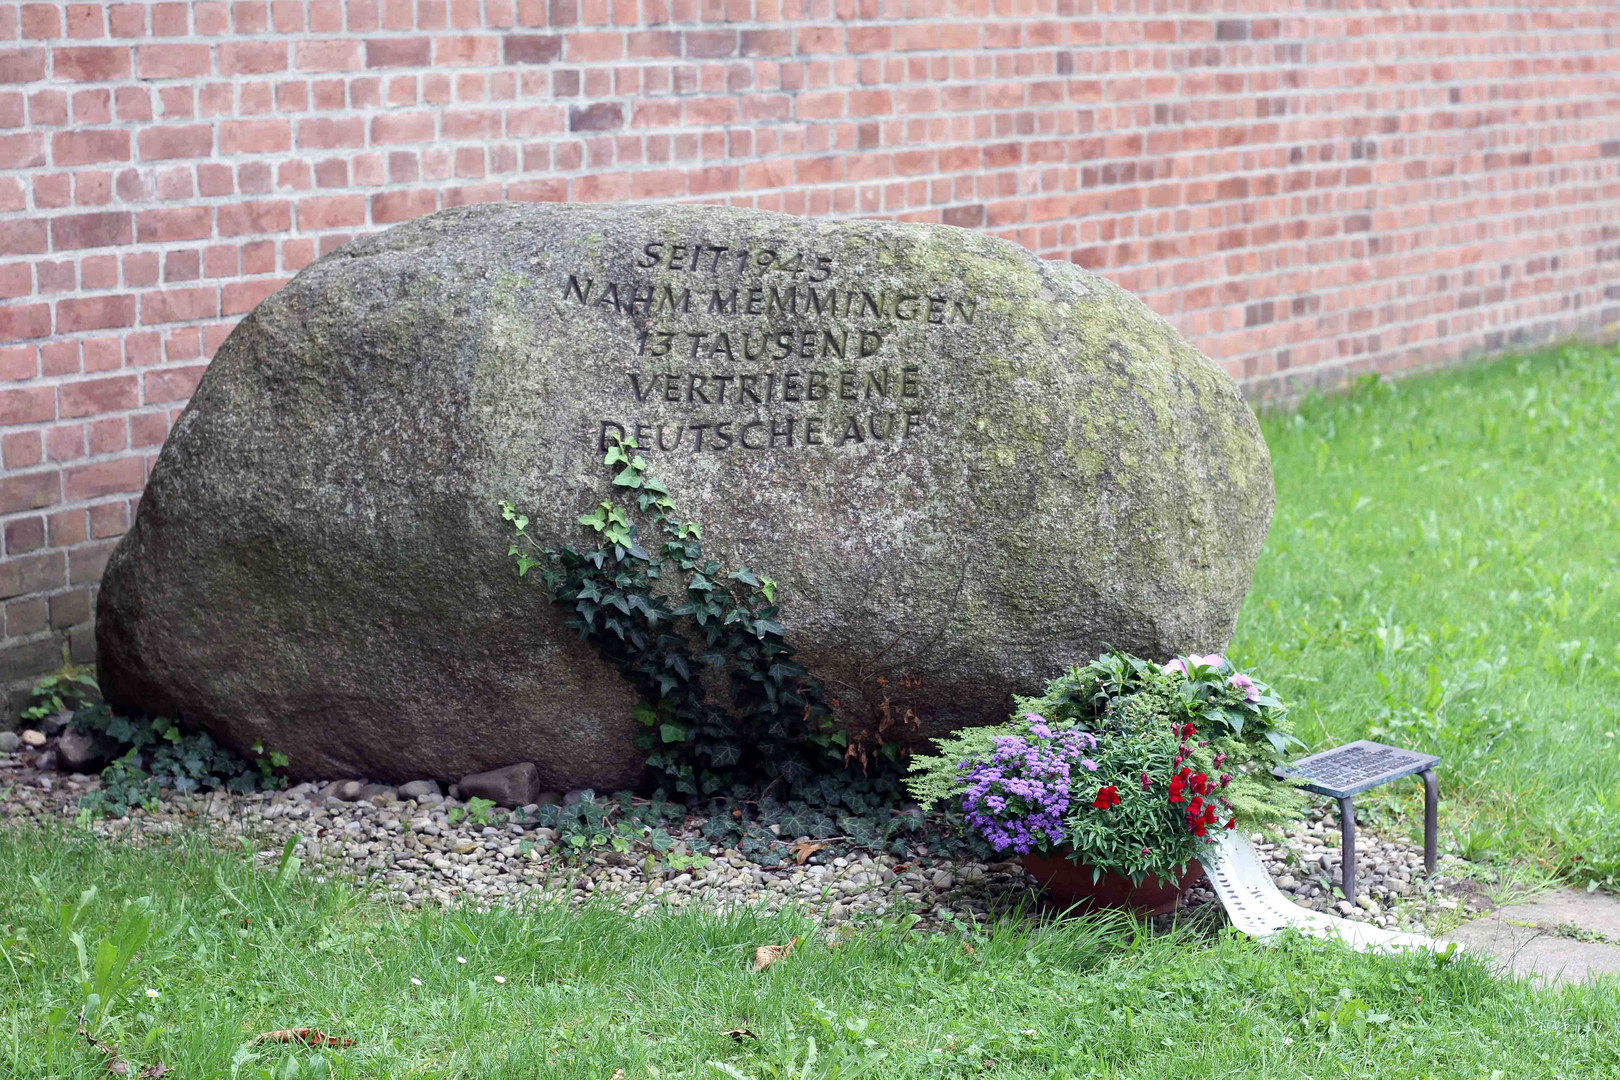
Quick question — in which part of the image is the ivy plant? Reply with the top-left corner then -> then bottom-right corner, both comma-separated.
500,433 -> 897,808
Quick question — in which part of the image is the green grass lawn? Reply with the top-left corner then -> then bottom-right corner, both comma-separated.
4,343 -> 1619,1078
1233,344 -> 1620,885
2,825 -> 1617,1079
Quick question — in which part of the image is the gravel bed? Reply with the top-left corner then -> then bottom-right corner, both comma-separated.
0,747 -> 1478,932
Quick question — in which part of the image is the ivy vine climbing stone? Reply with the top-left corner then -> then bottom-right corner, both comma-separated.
96,202 -> 1274,791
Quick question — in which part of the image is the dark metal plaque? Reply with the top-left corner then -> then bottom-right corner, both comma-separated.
1277,739 -> 1442,799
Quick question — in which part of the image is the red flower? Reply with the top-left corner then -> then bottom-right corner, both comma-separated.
1181,723 -> 1197,739
1092,785 -> 1121,810
1224,817 -> 1237,830
1140,772 -> 1153,790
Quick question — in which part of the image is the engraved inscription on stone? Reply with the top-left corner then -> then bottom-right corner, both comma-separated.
561,240 -> 978,454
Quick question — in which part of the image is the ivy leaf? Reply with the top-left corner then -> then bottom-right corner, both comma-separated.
612,465 -> 643,488
729,568 -> 761,587
660,723 -> 688,743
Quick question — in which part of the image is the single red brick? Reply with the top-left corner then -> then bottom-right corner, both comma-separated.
0,132 -> 47,168
684,29 -> 736,58
507,177 -> 565,202
62,1 -> 104,36
435,35 -> 499,65
56,294 -> 136,333
202,243 -> 238,278
40,340 -> 78,375
0,49 -> 48,84
241,240 -> 276,273
505,34 -> 562,64
0,550 -> 65,600
65,457 -> 146,501
371,111 -> 436,143
59,374 -> 137,419
366,37 -> 431,67
88,417 -> 127,454
295,39 -> 363,71
109,4 -> 146,36
0,220 -> 47,256
2,431 -> 43,470
371,189 -> 438,223
20,4 -> 62,38
86,500 -> 128,539
0,344 -> 36,380
3,515 -> 44,555
29,89 -> 69,127
83,336 -> 122,372
136,43 -> 212,79
137,124 -> 213,160
0,262 -> 31,299
0,385 -> 55,424
82,254 -> 118,288
135,206 -> 212,244
45,424 -> 83,463
0,470 -> 57,515
569,102 -> 622,131
50,211 -> 132,251
72,89 -> 112,124
142,286 -> 220,324
151,3 -> 189,34
54,47 -> 132,82
47,508 -> 87,546
220,119 -> 293,154
297,194 -> 366,230
219,41 -> 288,75
0,304 -> 50,340
297,116 -> 365,149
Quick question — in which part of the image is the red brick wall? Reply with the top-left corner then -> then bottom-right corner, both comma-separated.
3,1 -> 1620,704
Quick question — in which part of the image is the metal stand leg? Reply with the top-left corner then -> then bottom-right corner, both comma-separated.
1338,796 -> 1356,903
1420,769 -> 1438,877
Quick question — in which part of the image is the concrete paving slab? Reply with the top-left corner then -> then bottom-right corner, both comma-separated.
1443,889 -> 1620,985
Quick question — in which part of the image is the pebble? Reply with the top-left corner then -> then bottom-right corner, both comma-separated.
20,729 -> 45,748
0,754 -> 1462,932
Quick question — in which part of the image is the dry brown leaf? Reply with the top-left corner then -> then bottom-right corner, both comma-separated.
751,937 -> 799,973
137,1065 -> 169,1079
962,943 -> 976,955
609,1071 -> 626,1080
723,1028 -> 757,1041
789,841 -> 825,865
253,1028 -> 356,1049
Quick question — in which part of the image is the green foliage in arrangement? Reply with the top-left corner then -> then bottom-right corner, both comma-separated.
68,704 -> 288,818
907,651 -> 1308,883
501,433 -> 902,810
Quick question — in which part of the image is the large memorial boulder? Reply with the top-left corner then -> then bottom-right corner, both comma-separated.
97,202 -> 1273,790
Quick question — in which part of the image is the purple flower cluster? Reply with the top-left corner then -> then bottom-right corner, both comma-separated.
957,715 -> 1099,854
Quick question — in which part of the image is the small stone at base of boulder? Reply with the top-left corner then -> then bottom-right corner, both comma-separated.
458,763 -> 540,808
398,779 -> 442,800
20,729 -> 46,747
55,727 -> 118,774
0,731 -> 20,753
318,779 -> 366,801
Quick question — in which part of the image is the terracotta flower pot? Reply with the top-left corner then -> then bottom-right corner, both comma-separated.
1021,848 -> 1206,915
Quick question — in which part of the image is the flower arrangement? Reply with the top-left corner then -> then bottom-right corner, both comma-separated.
908,651 -> 1308,886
